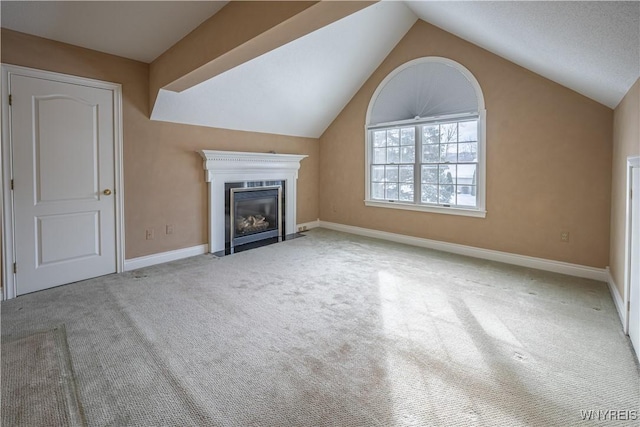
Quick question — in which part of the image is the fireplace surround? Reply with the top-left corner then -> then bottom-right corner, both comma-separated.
199,150 -> 307,253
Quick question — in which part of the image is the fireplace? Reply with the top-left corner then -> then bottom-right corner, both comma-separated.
226,182 -> 284,250
199,150 -> 307,253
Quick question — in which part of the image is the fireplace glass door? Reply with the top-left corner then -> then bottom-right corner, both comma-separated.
230,186 -> 282,247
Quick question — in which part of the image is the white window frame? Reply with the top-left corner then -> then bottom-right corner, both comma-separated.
364,57 -> 486,218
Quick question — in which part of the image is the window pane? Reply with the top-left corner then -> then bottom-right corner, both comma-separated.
371,165 -> 385,182
423,125 -> 439,144
371,183 -> 385,200
401,145 -> 415,163
458,142 -> 478,162
439,184 -> 455,204
387,129 -> 400,146
421,165 -> 438,183
421,184 -> 438,204
373,130 -> 387,147
458,121 -> 477,142
385,183 -> 398,200
457,186 -> 476,206
441,144 -> 457,163
385,165 -> 399,182
440,123 -> 458,143
369,116 -> 482,210
399,184 -> 414,202
400,127 -> 415,145
438,164 -> 456,185
422,145 -> 439,163
399,165 -> 413,183
387,147 -> 400,163
457,164 -> 477,187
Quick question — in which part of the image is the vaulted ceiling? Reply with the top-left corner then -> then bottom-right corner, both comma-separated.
2,1 -> 638,138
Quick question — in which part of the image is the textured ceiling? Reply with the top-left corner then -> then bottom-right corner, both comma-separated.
406,1 -> 640,109
1,1 -> 638,137
151,2 -> 417,137
0,1 -> 228,62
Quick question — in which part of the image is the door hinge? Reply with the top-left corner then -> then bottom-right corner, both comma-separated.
10,179 -> 14,190
8,94 -> 11,106
13,263 -> 17,274
628,300 -> 631,312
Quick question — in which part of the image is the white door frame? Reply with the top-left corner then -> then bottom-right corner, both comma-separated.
1,64 -> 125,300
623,155 -> 640,334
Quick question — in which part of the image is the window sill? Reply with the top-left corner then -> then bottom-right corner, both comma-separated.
364,199 -> 487,218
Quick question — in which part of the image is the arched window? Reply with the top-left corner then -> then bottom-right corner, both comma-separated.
365,57 -> 486,217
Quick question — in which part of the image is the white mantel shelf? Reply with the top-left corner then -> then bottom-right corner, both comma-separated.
199,150 -> 307,253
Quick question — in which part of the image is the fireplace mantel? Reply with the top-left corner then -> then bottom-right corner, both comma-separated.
199,150 -> 307,252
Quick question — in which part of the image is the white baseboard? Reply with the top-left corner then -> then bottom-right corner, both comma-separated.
124,220 -> 321,272
296,219 -> 320,232
319,221 -> 608,282
606,267 -> 626,328
124,244 -> 209,271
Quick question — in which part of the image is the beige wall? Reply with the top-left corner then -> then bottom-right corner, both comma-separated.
1,29 -> 319,259
610,78 -> 640,295
319,20 -> 613,268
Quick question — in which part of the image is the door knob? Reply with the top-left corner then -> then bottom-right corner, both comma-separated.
103,189 -> 112,196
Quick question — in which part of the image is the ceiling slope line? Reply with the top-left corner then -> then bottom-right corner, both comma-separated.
150,2 -> 417,138
149,1 -> 376,115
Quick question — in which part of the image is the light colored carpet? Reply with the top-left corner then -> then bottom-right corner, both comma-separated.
1,325 -> 85,426
1,228 -> 639,426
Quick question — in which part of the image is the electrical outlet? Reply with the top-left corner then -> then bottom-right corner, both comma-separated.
166,224 -> 174,235
146,229 -> 154,240
561,231 -> 569,242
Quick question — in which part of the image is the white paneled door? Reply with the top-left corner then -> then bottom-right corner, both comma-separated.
10,74 -> 117,295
